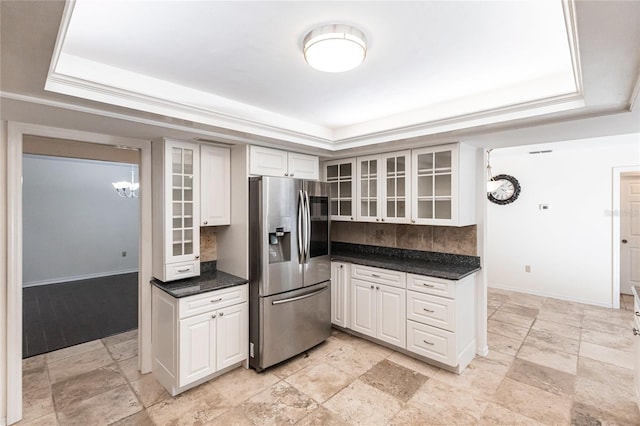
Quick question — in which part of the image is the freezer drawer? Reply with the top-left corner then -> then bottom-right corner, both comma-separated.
250,281 -> 331,371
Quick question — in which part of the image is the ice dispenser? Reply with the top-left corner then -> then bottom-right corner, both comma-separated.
268,227 -> 290,264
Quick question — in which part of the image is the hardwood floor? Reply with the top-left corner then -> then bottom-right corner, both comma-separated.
22,272 -> 138,358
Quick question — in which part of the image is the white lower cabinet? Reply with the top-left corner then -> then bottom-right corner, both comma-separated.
350,265 -> 406,348
152,284 -> 248,396
406,273 -> 476,372
331,262 -> 350,327
331,260 -> 477,373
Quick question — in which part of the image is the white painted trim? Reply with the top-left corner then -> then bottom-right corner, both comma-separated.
476,149 -> 488,356
6,124 -> 23,426
5,122 -> 153,424
613,166 -> 640,309
488,283 -> 614,308
0,120 -> 8,426
22,269 -> 139,288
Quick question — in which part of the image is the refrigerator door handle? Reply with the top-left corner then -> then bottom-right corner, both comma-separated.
297,189 -> 304,263
304,190 -> 311,263
271,285 -> 328,305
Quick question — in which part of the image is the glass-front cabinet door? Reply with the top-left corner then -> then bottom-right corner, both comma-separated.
357,155 -> 380,221
324,158 -> 356,221
166,140 -> 200,264
411,145 -> 457,225
381,151 -> 411,223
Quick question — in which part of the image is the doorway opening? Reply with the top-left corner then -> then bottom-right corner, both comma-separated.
6,122 -> 153,425
613,166 -> 640,309
22,137 -> 141,357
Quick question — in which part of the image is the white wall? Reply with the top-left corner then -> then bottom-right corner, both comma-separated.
486,133 -> 640,307
23,154 -> 139,286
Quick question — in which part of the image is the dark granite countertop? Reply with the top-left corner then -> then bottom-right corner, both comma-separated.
151,261 -> 248,298
331,242 -> 481,281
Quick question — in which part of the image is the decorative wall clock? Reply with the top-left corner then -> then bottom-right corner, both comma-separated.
487,174 -> 521,205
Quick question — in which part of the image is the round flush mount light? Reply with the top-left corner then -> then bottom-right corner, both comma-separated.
303,24 -> 367,73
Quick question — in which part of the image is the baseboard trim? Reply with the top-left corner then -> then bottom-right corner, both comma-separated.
488,283 -> 613,308
23,269 -> 139,288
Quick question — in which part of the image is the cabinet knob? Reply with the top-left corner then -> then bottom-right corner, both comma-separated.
195,255 -> 200,259
290,173 -> 294,177
284,173 -> 289,176
622,239 -> 628,244
376,218 -> 379,222
350,217 -> 354,221
211,314 -> 217,319
376,286 -> 379,290
381,218 -> 385,222
634,328 -> 640,336
411,219 -> 416,224
203,221 -> 208,225
370,285 -> 374,289
219,312 -> 224,317
636,312 -> 640,317
340,265 -> 343,269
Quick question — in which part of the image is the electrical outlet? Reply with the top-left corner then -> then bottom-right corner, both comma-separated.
122,251 -> 127,257
525,265 -> 531,273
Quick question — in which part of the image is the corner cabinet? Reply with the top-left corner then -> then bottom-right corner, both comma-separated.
249,145 -> 319,180
411,143 -> 476,226
325,158 -> 356,221
152,284 -> 248,396
200,145 -> 230,226
153,139 -> 201,281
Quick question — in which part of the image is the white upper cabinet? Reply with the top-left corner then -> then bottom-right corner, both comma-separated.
153,138 -> 201,281
356,151 -> 411,223
411,143 -> 476,226
200,145 -> 230,226
288,151 -> 320,180
325,158 -> 356,221
250,146 -> 319,180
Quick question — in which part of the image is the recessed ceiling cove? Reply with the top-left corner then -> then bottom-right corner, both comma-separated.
46,0 -> 583,150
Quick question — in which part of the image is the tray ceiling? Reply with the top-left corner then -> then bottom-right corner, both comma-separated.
46,1 -> 584,150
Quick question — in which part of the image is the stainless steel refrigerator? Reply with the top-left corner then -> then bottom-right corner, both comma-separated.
248,176 -> 331,371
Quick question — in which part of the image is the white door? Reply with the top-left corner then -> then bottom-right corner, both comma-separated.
216,303 -> 248,370
351,279 -> 376,337
376,284 -> 406,348
621,175 -> 640,295
331,262 -> 348,327
288,152 -> 319,180
249,146 -> 288,177
200,145 -> 230,226
179,312 -> 216,386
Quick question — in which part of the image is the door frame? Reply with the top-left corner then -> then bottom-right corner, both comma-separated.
613,165 -> 640,309
5,121 -> 153,424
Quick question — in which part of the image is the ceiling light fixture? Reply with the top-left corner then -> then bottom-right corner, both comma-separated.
112,165 -> 139,198
303,24 -> 367,73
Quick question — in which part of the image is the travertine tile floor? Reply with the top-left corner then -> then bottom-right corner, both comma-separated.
18,289 -> 640,425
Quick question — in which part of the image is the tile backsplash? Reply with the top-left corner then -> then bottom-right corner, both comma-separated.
200,227 -> 217,261
331,222 -> 477,256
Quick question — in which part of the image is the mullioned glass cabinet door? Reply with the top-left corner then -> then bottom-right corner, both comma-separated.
325,158 -> 356,221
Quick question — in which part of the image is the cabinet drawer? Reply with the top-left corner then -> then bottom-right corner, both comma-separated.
351,264 -> 406,289
407,320 -> 456,367
407,274 -> 455,298
165,261 -> 200,282
178,285 -> 248,319
407,291 -> 455,332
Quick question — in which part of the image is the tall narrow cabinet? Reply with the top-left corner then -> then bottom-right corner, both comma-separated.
153,138 -> 201,281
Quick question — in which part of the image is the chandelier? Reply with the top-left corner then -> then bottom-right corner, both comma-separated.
112,166 -> 139,198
